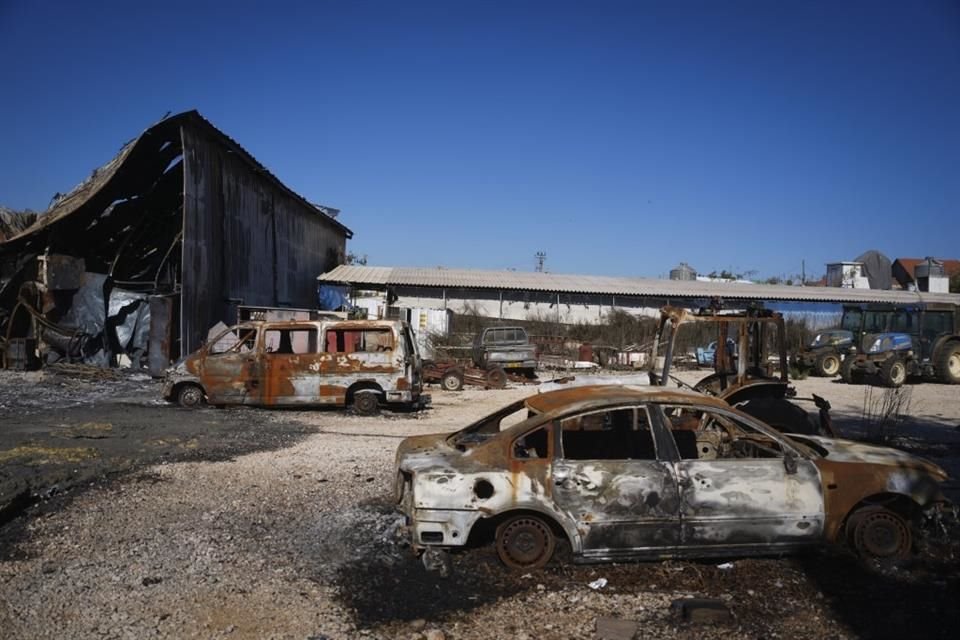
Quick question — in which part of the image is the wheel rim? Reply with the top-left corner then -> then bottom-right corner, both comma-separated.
442,375 -> 460,391
854,510 -> 910,559
949,353 -> 960,377
496,517 -> 554,569
891,362 -> 906,385
180,386 -> 202,407
355,393 -> 378,413
822,355 -> 840,376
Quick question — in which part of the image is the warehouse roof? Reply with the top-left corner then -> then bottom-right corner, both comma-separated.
318,265 -> 960,305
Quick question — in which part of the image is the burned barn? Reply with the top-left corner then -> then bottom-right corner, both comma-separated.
0,110 -> 352,375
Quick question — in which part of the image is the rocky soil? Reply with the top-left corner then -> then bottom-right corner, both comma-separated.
1,368 -> 959,639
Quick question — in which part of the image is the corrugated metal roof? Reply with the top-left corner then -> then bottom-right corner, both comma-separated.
318,265 -> 960,305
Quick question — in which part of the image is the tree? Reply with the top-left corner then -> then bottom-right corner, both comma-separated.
345,252 -> 368,266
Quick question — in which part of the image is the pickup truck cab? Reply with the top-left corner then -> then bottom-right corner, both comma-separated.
163,319 -> 428,414
472,326 -> 537,376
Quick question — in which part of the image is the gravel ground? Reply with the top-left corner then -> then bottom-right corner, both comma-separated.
1,368 -> 959,639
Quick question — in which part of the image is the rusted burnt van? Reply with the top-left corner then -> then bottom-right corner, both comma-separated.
396,385 -> 950,570
163,319 -> 427,413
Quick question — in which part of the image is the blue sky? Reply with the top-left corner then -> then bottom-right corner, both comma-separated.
1,0 -> 957,280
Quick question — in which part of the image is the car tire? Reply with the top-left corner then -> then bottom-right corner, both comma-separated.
440,370 -> 464,391
352,391 -> 380,416
815,353 -> 841,377
177,383 -> 205,409
849,506 -> 912,561
935,341 -> 960,384
880,358 -> 907,388
495,514 -> 556,570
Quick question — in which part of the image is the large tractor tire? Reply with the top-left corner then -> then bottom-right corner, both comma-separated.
840,357 -> 864,385
936,341 -> 960,384
815,352 -> 841,377
880,357 -> 907,388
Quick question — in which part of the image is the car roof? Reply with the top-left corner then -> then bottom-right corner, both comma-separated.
523,384 -> 729,416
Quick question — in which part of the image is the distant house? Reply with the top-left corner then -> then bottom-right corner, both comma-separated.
892,258 -> 960,292
825,262 -> 871,289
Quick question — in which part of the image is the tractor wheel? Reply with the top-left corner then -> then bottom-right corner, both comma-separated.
880,358 -> 907,388
936,342 -> 960,384
840,356 -> 863,384
440,369 -> 464,391
352,391 -> 380,416
485,367 -> 508,389
815,352 -> 841,377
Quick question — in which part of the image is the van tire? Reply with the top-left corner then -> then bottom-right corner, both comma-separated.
353,391 -> 380,416
177,384 -> 205,409
936,342 -> 960,384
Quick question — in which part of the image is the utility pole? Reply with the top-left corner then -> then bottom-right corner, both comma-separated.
535,251 -> 546,273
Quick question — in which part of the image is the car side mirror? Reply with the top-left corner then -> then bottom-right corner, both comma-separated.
784,452 -> 798,475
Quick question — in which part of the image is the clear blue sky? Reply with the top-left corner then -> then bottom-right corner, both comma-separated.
1,0 -> 957,280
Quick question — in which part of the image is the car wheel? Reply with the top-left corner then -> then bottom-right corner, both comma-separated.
881,358 -> 907,388
440,370 -> 464,391
353,391 -> 380,416
177,384 -> 205,408
936,342 -> 960,384
485,367 -> 507,389
816,353 -> 841,377
850,506 -> 912,561
495,515 -> 556,570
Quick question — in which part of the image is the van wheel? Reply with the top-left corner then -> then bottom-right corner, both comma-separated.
816,353 -> 841,377
441,370 -> 464,391
936,342 -> 960,384
495,515 -> 556,570
881,358 -> 907,387
352,391 -> 380,416
177,384 -> 205,408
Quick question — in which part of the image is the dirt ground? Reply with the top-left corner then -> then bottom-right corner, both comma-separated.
1,365 -> 959,639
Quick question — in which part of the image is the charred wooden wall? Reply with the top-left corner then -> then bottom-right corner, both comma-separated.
181,125 -> 346,353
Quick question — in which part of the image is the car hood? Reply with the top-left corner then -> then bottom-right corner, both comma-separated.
802,436 -> 948,480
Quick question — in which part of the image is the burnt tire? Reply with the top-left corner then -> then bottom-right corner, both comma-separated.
352,391 -> 380,416
485,367 -> 507,389
495,514 -> 556,570
440,370 -> 464,391
815,353 -> 841,377
849,506 -> 912,561
738,398 -> 817,435
177,384 -> 205,409
881,357 -> 907,388
936,342 -> 960,384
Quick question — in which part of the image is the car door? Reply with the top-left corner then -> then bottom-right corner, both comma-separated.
550,405 -> 681,561
656,403 -> 824,554
262,325 -> 323,405
200,325 -> 262,405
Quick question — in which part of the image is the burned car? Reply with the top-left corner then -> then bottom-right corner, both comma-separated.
396,385 -> 949,570
163,319 -> 427,414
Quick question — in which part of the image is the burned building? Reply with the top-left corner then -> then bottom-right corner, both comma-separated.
0,111 -> 352,374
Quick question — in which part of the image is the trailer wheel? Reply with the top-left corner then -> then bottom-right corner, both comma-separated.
936,342 -> 960,384
881,358 -> 907,388
815,353 -> 841,377
485,367 -> 507,389
441,370 -> 464,391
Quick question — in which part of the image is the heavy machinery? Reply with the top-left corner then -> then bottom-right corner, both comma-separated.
649,305 -> 834,436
